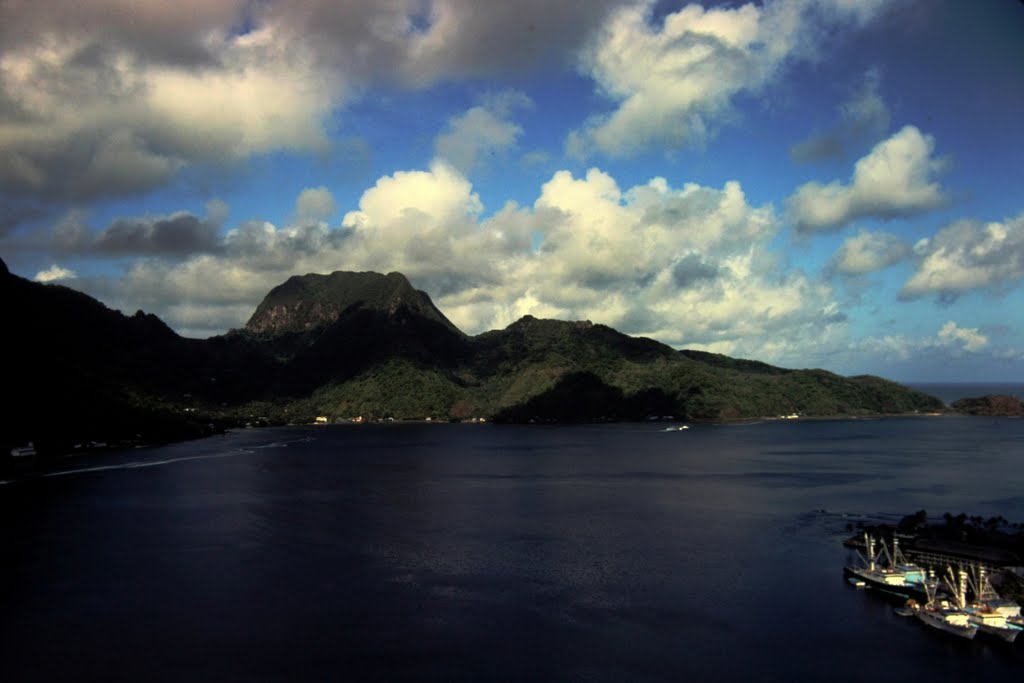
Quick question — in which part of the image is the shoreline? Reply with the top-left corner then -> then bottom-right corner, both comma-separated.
4,408 -> 1018,483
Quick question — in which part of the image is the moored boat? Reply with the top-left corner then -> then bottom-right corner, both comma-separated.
965,606 -> 1022,643
963,565 -> 1023,643
843,534 -> 933,599
912,571 -> 978,640
915,602 -> 979,640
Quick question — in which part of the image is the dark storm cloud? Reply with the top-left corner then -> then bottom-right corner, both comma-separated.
414,270 -> 499,299
0,203 -> 47,237
94,214 -> 222,257
2,208 -> 224,260
261,0 -> 625,86
614,305 -> 661,335
0,0 -> 626,204
0,1 -> 294,203
672,254 -> 720,289
0,1 -> 240,67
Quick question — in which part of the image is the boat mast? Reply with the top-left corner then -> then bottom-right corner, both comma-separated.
865,533 -> 876,571
892,536 -> 907,565
879,536 -> 894,567
972,565 -> 998,603
944,566 -> 968,609
925,569 -> 938,606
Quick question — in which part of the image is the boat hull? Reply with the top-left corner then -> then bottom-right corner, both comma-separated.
968,612 -> 1023,643
976,623 -> 1021,643
916,608 -> 978,640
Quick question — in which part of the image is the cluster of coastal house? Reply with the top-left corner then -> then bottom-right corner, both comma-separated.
312,415 -> 488,425
845,532 -> 1024,642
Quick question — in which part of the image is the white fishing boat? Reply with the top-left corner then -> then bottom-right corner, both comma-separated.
965,607 -> 1022,643
909,573 -> 978,643
963,565 -> 1023,643
967,565 -> 1021,619
915,602 -> 978,639
912,567 -> 977,640
843,534 -> 932,598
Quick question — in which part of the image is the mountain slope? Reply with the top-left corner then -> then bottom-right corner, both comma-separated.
463,317 -> 942,423
1,261 -> 224,455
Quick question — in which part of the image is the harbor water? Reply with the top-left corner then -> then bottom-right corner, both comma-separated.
1,416 -> 1022,681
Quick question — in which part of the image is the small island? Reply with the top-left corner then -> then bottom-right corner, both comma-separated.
951,395 -> 1024,417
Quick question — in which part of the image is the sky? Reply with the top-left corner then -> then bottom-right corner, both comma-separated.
2,0 -> 1023,383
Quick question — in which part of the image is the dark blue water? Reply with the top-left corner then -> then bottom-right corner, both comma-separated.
2,417 -> 1022,681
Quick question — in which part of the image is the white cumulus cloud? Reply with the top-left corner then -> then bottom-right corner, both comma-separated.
787,125 -> 947,233
569,0 -> 896,158
34,264 -> 77,282
831,229 -> 909,275
67,162 -> 847,366
901,213 -> 1024,300
937,321 -> 988,352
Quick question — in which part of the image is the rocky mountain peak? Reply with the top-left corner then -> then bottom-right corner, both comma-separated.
244,270 -> 463,337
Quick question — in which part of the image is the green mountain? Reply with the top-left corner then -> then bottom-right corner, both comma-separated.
1,261 -> 945,460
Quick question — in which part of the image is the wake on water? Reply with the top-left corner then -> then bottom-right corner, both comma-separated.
41,449 -> 254,478
7,435 -> 319,481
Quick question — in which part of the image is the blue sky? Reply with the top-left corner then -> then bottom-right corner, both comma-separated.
2,0 -> 1023,382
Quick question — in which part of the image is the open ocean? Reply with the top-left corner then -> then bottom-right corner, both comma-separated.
2,417 -> 1022,681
